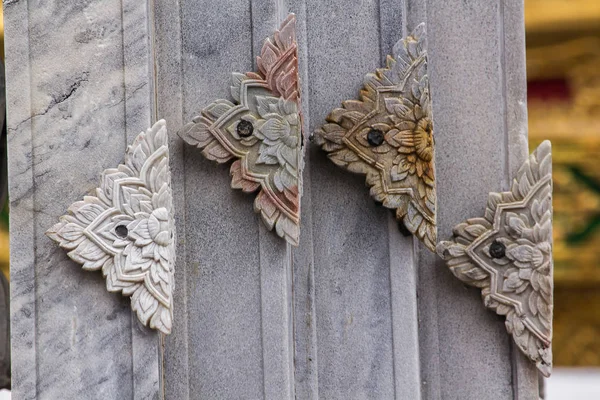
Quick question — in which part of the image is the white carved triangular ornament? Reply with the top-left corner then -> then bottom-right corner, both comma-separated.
178,14 -> 304,246
46,120 -> 176,335
437,141 -> 553,377
314,23 -> 437,251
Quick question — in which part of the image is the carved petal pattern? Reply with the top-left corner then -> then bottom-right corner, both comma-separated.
437,141 -> 553,377
178,14 -> 303,245
314,24 -> 436,251
46,120 -> 176,335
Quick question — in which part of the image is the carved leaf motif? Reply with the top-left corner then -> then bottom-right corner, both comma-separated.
437,141 -> 554,377
178,14 -> 303,246
314,23 -> 437,251
46,120 -> 176,335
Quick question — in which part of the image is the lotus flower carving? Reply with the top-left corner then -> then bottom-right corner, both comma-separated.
178,14 -> 303,245
47,120 -> 175,335
314,24 -> 436,251
437,141 -> 553,376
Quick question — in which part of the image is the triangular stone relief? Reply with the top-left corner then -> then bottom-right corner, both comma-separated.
437,141 -> 553,377
178,14 -> 303,246
47,120 -> 175,335
314,24 -> 436,251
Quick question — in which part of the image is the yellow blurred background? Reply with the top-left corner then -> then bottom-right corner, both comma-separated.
526,0 -> 600,367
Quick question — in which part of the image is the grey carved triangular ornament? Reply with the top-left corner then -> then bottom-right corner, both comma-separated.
437,141 -> 553,377
46,120 -> 176,335
314,24 -> 436,251
178,14 -> 304,246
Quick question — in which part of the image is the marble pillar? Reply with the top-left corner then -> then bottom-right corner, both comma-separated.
6,0 -> 537,399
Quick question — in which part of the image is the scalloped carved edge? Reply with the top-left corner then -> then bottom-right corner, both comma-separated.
178,14 -> 303,245
314,23 -> 437,251
46,120 -> 176,335
437,141 -> 553,376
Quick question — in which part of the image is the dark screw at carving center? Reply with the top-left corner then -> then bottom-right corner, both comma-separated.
367,129 -> 385,146
115,225 -> 129,239
237,120 -> 254,137
489,240 -> 506,259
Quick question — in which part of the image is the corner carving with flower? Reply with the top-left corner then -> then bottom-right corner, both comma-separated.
314,24 -> 436,251
178,14 -> 303,246
437,141 -> 553,377
47,120 -> 176,335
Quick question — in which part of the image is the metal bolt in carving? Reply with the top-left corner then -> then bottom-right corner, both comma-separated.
367,129 -> 385,146
237,120 -> 254,138
489,240 -> 506,258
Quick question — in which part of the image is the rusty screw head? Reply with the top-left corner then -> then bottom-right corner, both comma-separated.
237,120 -> 254,138
367,128 -> 384,146
489,240 -> 506,259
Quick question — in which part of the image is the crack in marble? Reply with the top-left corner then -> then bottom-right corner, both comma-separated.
108,81 -> 149,109
8,71 -> 89,134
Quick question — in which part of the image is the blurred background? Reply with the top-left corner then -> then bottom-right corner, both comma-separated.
0,1 -> 598,399
525,0 -> 600,398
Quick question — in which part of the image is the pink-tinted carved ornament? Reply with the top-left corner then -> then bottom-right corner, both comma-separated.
179,14 -> 303,245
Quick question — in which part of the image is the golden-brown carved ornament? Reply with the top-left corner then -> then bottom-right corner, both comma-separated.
315,24 -> 436,251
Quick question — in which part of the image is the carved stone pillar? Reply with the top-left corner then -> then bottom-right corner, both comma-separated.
6,0 -> 538,399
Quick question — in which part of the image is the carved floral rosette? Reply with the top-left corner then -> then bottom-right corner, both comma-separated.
46,120 -> 175,335
314,24 -> 436,251
437,141 -> 553,376
178,14 -> 303,245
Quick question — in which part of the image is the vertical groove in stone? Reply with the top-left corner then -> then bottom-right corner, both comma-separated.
251,2 -> 296,398
289,1 -> 319,398
498,0 -> 510,192
387,217 -> 423,399
279,5 -> 296,398
153,0 -> 190,397
121,0 -> 161,397
378,0 -> 422,398
411,1 -> 442,397
5,0 -> 37,397
152,0 -> 188,398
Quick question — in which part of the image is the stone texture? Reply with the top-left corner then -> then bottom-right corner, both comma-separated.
0,272 -> 9,390
294,1 -> 421,398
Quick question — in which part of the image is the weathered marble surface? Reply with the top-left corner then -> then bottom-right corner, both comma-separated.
7,0 -> 536,399
5,0 -> 159,399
